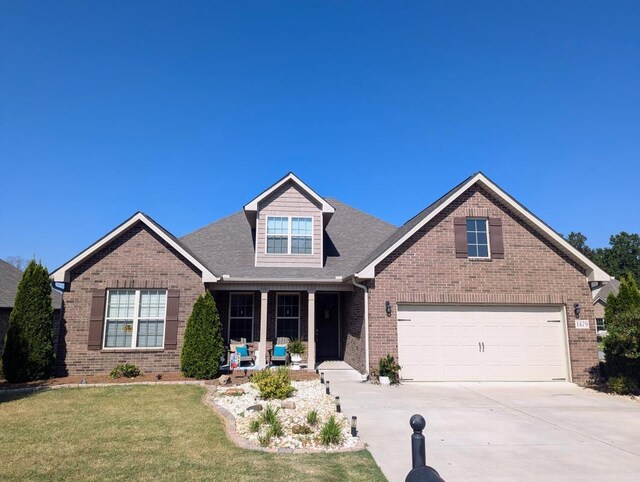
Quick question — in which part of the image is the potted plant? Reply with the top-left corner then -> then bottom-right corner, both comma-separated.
287,339 -> 305,370
379,354 -> 401,385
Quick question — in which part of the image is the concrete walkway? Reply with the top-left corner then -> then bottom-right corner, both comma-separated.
327,370 -> 640,482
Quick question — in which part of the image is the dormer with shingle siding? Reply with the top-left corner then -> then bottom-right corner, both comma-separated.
243,173 -> 335,269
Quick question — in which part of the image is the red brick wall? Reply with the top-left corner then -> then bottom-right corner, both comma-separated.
343,288 -> 366,373
57,223 -> 205,376
368,185 -> 598,384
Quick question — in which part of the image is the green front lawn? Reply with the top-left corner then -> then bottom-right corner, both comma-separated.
0,385 -> 385,481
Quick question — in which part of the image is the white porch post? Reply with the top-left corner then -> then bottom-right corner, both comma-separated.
258,291 -> 268,369
307,291 -> 316,371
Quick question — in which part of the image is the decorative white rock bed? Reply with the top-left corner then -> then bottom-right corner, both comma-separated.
212,380 -> 359,451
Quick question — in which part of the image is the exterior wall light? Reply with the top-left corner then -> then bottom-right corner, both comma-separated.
574,303 -> 581,317
385,301 -> 392,317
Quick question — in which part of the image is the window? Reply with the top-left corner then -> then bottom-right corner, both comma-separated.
104,289 -> 167,349
466,218 -> 490,258
266,216 -> 312,254
276,294 -> 300,339
596,318 -> 606,332
229,293 -> 254,341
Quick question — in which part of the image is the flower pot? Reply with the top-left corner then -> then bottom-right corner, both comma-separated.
290,353 -> 302,370
379,375 -> 391,386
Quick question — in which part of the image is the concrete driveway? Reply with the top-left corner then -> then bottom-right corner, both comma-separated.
328,370 -> 640,482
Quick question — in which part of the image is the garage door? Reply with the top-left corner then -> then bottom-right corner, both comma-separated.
397,305 -> 569,382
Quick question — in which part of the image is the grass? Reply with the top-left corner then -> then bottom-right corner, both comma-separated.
0,386 -> 385,481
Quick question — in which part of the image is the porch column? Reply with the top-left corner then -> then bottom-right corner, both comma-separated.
258,291 -> 268,369
307,291 -> 316,371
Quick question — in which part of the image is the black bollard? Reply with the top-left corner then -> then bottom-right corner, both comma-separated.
405,414 -> 445,482
410,414 -> 426,469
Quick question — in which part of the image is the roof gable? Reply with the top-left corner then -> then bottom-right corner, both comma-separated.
243,173 -> 335,228
50,212 -> 218,283
355,172 -> 611,282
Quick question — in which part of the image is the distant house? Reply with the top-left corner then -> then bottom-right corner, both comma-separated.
592,279 -> 620,334
49,172 -> 611,384
0,259 -> 62,355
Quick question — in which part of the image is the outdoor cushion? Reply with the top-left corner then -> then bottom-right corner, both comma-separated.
236,345 -> 249,357
273,345 -> 287,357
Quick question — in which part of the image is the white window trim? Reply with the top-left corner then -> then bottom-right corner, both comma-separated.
467,217 -> 492,259
228,292 -> 255,342
275,292 -> 301,340
102,289 -> 168,350
265,215 -> 313,255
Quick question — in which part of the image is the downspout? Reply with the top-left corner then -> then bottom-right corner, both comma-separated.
352,278 -> 370,377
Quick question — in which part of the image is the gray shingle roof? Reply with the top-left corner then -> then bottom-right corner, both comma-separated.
593,279 -> 620,303
180,199 -> 396,280
0,259 -> 62,309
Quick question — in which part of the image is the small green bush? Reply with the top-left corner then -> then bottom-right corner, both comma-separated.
306,409 -> 319,426
319,415 -> 343,446
260,405 -> 280,425
379,354 -> 401,384
252,367 -> 295,400
287,339 -> 305,355
249,419 -> 262,433
109,363 -> 141,379
607,375 -> 639,395
268,418 -> 284,438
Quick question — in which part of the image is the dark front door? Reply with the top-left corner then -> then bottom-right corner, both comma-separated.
316,293 -> 340,360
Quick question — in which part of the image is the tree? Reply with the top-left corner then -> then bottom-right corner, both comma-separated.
2,260 -> 55,382
180,291 -> 224,379
603,274 -> 640,383
566,232 -> 593,258
596,232 -> 640,283
5,256 -> 28,271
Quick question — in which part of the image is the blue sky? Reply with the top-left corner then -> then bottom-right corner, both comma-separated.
1,1 -> 639,270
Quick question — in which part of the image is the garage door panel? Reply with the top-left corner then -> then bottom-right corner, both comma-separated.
397,305 -> 569,382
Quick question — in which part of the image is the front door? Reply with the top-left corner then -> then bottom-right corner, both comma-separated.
316,293 -> 340,360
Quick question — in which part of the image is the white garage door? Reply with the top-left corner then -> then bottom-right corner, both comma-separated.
397,305 -> 569,382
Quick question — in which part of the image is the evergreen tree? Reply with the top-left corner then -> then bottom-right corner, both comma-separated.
604,273 -> 640,322
180,291 -> 224,379
2,260 -> 55,382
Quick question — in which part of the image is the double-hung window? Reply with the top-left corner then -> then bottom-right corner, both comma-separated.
104,289 -> 167,349
229,293 -> 254,341
466,219 -> 490,258
276,294 -> 300,339
266,216 -> 312,254
596,318 -> 606,332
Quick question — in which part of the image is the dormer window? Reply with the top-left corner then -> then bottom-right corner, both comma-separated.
266,216 -> 313,254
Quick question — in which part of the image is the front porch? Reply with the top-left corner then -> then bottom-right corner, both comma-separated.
209,283 -> 364,371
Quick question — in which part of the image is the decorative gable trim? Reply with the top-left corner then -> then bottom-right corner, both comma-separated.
50,212 -> 219,283
355,172 -> 611,282
243,172 -> 335,228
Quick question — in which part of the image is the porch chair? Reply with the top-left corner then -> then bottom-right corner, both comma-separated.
230,338 -> 253,367
269,337 -> 290,366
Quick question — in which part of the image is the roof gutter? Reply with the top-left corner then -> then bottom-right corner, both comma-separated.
352,278 -> 370,377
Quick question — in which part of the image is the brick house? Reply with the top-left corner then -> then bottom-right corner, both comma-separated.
50,172 -> 610,384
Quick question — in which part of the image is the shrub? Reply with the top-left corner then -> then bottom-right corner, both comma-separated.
607,375 -> 639,395
379,354 -> 401,384
252,367 -> 295,400
109,363 -> 141,379
180,291 -> 224,379
2,260 -> 55,383
258,432 -> 272,447
268,418 -> 284,438
306,409 -> 319,426
260,405 -> 280,425
319,416 -> 343,446
249,419 -> 262,433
